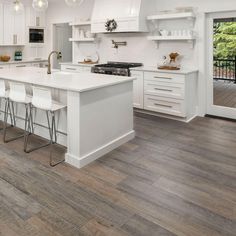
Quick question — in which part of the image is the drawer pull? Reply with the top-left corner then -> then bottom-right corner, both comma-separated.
66,68 -> 76,71
154,103 -> 172,108
154,88 -> 173,92
16,65 -> 26,67
154,76 -> 172,80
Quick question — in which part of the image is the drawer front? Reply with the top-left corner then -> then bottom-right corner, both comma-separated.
144,95 -> 186,117
144,72 -> 185,84
83,67 -> 92,73
144,80 -> 184,99
61,65 -> 83,73
0,65 -> 9,69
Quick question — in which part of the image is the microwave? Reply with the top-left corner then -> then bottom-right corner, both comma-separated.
29,28 -> 44,44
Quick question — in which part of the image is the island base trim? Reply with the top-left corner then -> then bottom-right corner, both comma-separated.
65,130 -> 135,168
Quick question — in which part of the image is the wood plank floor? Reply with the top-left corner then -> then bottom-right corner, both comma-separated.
214,80 -> 236,108
1,113 -> 236,236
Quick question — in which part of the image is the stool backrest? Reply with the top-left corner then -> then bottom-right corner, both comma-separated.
0,80 -> 6,98
9,82 -> 26,103
32,86 -> 52,110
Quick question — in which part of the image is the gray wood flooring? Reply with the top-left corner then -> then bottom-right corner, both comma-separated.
1,113 -> 236,236
214,80 -> 236,108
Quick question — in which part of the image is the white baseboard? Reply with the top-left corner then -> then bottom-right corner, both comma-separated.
65,130 -> 135,169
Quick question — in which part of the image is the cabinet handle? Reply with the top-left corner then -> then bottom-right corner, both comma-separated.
16,65 -> 26,67
66,68 -> 76,71
36,17 -> 40,27
154,88 -> 173,92
154,103 -> 172,108
154,76 -> 172,80
13,34 -> 17,44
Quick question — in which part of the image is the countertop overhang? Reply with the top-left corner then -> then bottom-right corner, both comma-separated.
0,67 -> 135,92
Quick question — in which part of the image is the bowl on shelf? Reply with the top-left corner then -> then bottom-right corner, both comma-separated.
0,55 -> 11,62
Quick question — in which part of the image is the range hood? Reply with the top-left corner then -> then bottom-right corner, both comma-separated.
91,0 -> 155,33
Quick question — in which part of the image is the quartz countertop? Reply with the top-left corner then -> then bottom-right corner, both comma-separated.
130,66 -> 198,75
0,58 -> 47,65
0,67 -> 135,92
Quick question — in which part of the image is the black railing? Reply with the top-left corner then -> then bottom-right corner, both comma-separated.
214,57 -> 236,83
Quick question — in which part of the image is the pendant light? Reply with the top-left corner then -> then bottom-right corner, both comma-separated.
32,0 -> 48,12
13,0 -> 24,14
65,0 -> 84,7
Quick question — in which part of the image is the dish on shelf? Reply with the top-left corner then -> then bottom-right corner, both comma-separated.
0,56 -> 11,62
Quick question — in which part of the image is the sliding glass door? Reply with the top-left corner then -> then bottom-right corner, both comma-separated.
206,11 -> 236,119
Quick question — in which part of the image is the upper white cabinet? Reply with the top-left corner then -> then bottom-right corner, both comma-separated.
2,4 -> 25,45
0,4 -> 3,45
26,7 -> 45,27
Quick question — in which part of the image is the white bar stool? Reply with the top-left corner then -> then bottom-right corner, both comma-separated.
3,82 -> 32,143
0,79 -> 14,129
24,86 -> 66,167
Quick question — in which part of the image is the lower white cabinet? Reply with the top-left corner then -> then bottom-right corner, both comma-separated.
131,68 -> 198,121
10,63 -> 29,68
0,65 -> 9,69
131,71 -> 144,109
0,4 -> 3,45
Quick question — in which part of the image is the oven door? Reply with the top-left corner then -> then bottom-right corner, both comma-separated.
29,28 -> 44,43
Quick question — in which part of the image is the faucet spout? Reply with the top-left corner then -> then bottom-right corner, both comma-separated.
47,51 -> 62,74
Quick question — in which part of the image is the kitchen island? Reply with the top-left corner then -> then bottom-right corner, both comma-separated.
0,67 -> 135,168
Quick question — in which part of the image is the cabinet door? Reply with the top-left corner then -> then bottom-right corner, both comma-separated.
0,4 -> 3,45
28,7 -> 45,27
131,71 -> 144,109
14,12 -> 25,45
3,4 -> 14,45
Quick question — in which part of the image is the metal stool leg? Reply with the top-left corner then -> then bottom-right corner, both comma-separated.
3,101 -> 29,143
24,109 -> 65,167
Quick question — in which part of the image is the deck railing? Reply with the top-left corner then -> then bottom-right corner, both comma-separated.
214,57 -> 236,83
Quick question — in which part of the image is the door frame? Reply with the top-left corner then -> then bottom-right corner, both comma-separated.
206,11 -> 236,119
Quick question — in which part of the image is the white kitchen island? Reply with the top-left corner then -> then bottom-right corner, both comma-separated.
0,67 -> 135,168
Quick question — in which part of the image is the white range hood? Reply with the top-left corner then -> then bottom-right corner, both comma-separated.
91,0 -> 155,33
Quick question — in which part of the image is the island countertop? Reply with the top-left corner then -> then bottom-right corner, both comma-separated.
0,67 -> 135,92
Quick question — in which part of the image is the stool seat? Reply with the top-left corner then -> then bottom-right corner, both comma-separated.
34,100 -> 66,112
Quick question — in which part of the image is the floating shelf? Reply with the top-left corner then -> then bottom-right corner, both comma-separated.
147,35 -> 195,48
147,35 -> 195,41
69,21 -> 91,26
69,38 -> 95,42
147,12 -> 195,21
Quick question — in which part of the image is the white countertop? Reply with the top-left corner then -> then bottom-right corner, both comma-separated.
0,58 -> 47,65
0,67 -> 135,92
131,66 -> 198,75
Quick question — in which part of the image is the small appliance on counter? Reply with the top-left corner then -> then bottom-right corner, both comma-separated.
14,51 -> 22,61
91,62 -> 143,76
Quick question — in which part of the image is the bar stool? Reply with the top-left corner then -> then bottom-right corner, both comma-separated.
0,80 -> 14,130
3,82 -> 32,143
24,86 -> 66,167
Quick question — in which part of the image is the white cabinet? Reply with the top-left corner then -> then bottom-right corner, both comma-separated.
61,64 -> 92,73
131,71 -> 144,109
3,4 -> 25,45
26,7 -> 45,27
10,63 -> 29,68
143,71 -> 198,120
0,4 -> 3,45
0,65 -> 9,69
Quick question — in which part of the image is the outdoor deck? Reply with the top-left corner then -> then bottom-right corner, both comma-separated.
214,80 -> 236,108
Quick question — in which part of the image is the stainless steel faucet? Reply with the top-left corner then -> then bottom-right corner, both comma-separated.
47,51 -> 62,74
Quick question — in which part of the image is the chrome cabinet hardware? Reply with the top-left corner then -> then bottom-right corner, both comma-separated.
36,17 -> 40,27
65,67 -> 76,70
154,103 -> 172,108
16,65 -> 26,67
154,76 -> 172,80
13,34 -> 17,44
154,88 -> 173,92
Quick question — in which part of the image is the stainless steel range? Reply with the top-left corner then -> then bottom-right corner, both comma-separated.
91,61 -> 143,77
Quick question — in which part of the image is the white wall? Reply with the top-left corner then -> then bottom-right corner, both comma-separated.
45,0 -> 236,116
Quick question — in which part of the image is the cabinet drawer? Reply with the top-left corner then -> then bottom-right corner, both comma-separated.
144,80 -> 184,99
144,72 -> 185,84
0,65 -> 9,69
144,95 -> 186,117
61,65 -> 83,73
